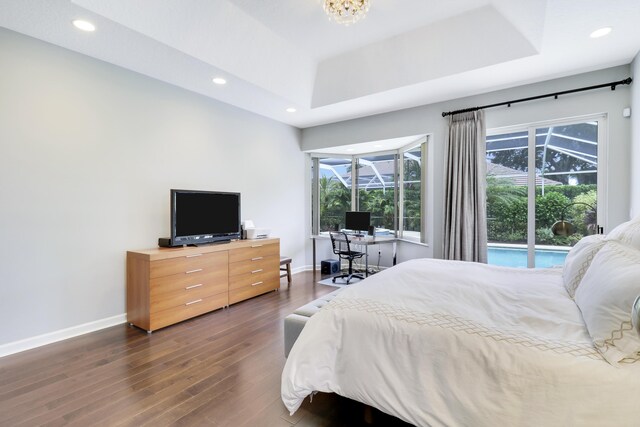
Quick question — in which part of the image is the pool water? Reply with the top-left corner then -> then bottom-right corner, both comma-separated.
488,247 -> 568,268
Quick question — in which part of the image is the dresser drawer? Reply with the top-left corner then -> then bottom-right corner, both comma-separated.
229,278 -> 279,304
229,255 -> 278,277
150,268 -> 228,298
150,252 -> 228,279
228,243 -> 279,263
150,293 -> 227,331
151,283 -> 227,313
228,269 -> 279,291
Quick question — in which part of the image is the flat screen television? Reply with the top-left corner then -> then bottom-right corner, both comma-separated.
170,189 -> 241,246
345,211 -> 371,233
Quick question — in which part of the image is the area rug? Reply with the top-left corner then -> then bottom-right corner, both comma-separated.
317,277 -> 364,288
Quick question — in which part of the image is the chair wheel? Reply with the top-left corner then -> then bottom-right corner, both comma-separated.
332,277 -> 337,283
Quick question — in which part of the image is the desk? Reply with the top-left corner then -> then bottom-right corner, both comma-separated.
311,234 -> 397,277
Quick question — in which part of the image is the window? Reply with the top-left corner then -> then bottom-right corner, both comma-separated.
311,137 -> 427,242
317,158 -> 352,232
357,154 -> 396,231
486,117 -> 604,268
400,144 -> 423,241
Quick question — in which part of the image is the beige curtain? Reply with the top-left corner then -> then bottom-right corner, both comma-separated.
443,110 -> 487,262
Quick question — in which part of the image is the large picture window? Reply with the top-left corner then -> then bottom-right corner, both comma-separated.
311,138 -> 427,242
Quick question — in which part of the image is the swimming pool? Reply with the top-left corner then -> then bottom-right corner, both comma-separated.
488,246 -> 568,268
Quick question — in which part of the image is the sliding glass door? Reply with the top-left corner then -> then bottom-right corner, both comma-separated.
486,130 -> 529,267
486,117 -> 604,268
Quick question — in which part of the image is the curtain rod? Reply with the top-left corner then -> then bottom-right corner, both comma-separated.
441,77 -> 633,117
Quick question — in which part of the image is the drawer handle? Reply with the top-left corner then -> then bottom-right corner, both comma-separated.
186,254 -> 203,258
251,281 -> 263,287
251,245 -> 263,248
185,269 -> 203,274
251,257 -> 263,261
185,284 -> 203,290
251,269 -> 263,274
185,299 -> 203,306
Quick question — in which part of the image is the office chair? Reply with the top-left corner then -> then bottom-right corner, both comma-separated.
329,231 -> 365,284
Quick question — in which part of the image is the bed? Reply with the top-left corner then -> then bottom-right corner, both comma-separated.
281,225 -> 640,426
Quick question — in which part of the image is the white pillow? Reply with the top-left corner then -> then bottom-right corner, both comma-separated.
574,241 -> 640,365
562,234 -> 606,298
606,215 -> 640,250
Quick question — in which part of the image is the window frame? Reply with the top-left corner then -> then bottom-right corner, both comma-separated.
310,136 -> 428,244
398,138 -> 427,243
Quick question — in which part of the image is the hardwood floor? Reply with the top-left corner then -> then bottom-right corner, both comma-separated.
0,271 -> 412,427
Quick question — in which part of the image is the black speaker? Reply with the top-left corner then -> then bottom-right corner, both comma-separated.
158,237 -> 180,247
158,237 -> 172,247
368,225 -> 375,236
321,259 -> 340,275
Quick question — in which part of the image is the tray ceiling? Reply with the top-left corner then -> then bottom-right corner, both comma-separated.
1,0 -> 639,128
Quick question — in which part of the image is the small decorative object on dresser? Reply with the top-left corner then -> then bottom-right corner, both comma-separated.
127,238 -> 280,332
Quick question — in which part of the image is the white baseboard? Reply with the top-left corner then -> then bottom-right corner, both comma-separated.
0,313 -> 127,358
291,265 -> 316,274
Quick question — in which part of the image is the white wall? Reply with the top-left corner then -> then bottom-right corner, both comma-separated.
631,52 -> 640,218
304,66 -> 633,263
0,28 -> 305,347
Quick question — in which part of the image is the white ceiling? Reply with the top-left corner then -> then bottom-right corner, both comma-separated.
1,0 -> 639,128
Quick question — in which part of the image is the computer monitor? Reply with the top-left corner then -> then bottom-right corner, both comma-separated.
345,211 -> 371,233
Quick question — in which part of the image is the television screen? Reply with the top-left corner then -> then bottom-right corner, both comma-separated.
345,211 -> 371,232
171,190 -> 240,245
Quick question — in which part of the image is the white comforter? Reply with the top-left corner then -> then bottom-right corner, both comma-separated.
281,258 -> 640,427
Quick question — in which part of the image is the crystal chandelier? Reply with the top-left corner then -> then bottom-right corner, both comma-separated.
323,0 -> 370,25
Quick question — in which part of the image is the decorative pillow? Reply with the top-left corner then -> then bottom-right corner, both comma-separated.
562,234 -> 606,298
606,215 -> 640,250
574,241 -> 640,365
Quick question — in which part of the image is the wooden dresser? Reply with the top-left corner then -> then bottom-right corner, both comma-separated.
228,241 -> 280,304
127,238 -> 280,332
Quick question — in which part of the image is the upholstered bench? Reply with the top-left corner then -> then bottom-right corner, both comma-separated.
284,288 -> 344,357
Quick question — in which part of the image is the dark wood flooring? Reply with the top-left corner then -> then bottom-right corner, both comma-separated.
0,271 -> 413,426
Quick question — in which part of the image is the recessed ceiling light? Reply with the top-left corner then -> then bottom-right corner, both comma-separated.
212,77 -> 227,85
346,148 -> 354,152
72,19 -> 96,32
374,144 -> 383,148
590,27 -> 612,38
286,107 -> 297,113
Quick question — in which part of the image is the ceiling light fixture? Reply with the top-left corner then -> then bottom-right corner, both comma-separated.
590,27 -> 612,38
212,77 -> 227,85
72,19 -> 95,32
286,108 -> 297,113
323,0 -> 370,25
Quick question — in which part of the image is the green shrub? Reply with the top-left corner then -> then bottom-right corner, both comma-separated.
487,181 -> 596,245
535,192 -> 570,228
